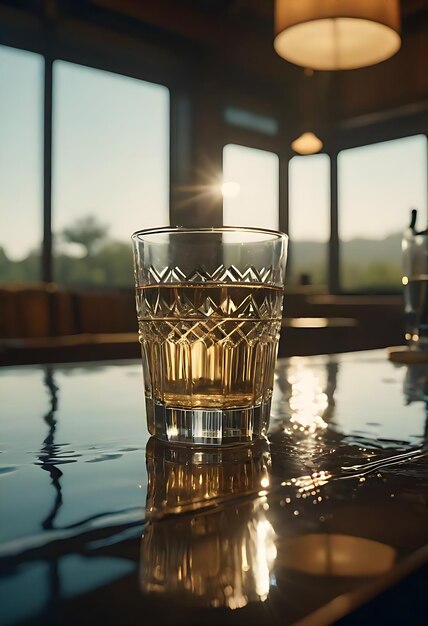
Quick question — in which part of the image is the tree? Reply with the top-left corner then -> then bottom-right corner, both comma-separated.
62,215 -> 109,258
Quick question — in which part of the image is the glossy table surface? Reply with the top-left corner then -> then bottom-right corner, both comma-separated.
1,350 -> 428,626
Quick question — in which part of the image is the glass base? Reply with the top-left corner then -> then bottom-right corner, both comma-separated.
148,399 -> 271,446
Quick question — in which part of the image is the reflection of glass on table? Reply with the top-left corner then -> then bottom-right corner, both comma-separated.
145,436 -> 271,517
403,362 -> 428,444
140,438 -> 276,608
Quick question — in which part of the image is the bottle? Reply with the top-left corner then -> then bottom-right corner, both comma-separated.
414,213 -> 428,349
402,209 -> 417,347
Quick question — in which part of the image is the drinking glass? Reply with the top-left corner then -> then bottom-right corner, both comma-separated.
132,226 -> 288,445
402,232 -> 428,350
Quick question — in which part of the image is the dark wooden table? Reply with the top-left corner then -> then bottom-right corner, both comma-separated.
1,350 -> 428,625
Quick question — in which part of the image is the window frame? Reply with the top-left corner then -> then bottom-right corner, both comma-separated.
2,14 -> 428,296
219,114 -> 289,272
222,142 -> 281,232
328,123 -> 428,294
287,152 -> 331,289
335,134 -> 428,294
0,20 -> 180,284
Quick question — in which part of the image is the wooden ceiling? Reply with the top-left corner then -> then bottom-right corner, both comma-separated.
85,0 -> 428,123
1,0 -> 428,131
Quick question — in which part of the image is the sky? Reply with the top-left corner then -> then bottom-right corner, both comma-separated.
0,46 -> 43,260
1,43 -> 427,261
338,135 -> 427,241
289,153 -> 330,242
52,60 -> 169,249
223,144 -> 279,231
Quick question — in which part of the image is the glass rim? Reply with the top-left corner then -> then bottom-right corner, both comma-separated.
131,225 -> 288,242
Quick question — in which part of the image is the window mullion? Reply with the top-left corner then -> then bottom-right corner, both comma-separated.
42,55 -> 53,283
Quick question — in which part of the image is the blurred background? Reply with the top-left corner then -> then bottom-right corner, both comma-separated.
1,0 -> 427,362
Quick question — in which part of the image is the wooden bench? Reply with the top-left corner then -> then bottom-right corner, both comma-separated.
0,284 -> 405,365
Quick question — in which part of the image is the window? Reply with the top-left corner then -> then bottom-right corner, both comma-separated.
0,45 -> 43,283
338,135 -> 428,291
52,61 -> 169,289
222,144 -> 279,231
288,154 -> 330,287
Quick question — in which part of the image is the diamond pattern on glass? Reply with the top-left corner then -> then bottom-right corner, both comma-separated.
141,264 -> 278,285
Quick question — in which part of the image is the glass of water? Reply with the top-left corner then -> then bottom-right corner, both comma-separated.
132,227 -> 288,445
402,231 -> 428,350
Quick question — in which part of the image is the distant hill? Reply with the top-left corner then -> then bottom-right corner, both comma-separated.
341,232 -> 401,264
292,231 -> 401,264
292,231 -> 402,288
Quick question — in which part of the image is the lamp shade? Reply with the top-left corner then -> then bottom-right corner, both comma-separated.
291,131 -> 323,155
274,0 -> 401,70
